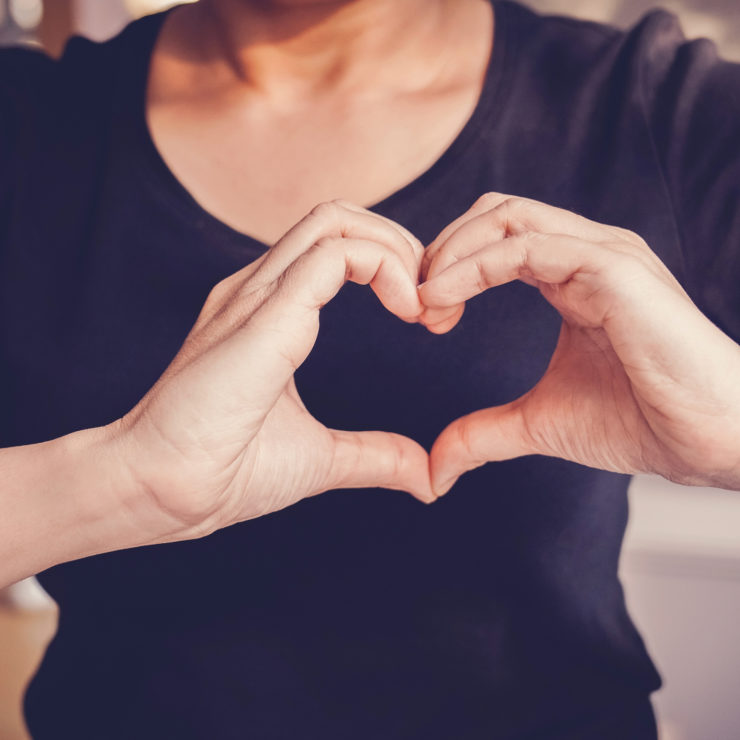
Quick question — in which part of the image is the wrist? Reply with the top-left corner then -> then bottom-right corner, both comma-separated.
75,419 -> 197,547
1,422 -> 186,586
687,445 -> 740,492
659,417 -> 740,492
39,423 -> 176,563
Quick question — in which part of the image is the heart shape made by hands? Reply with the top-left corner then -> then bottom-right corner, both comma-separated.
121,192 -> 729,541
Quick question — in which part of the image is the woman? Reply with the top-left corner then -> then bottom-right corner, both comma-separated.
1,0 -> 739,736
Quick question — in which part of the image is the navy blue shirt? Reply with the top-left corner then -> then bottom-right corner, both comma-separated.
1,2 -> 739,737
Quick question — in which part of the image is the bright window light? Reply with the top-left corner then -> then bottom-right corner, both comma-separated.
9,0 -> 42,29
125,0 -> 197,18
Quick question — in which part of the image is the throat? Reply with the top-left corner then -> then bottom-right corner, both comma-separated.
145,0 -> 495,245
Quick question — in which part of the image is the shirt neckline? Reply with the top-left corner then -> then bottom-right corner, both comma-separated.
123,0 -> 514,254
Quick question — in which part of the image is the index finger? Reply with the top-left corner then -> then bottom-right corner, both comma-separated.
251,201 -> 424,292
423,194 -> 627,281
229,236 -> 424,412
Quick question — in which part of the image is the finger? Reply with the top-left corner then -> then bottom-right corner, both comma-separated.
419,196 -> 671,333
419,231 -> 615,320
228,236 -> 423,413
230,252 -> 269,283
193,253 -> 270,328
326,428 -> 436,504
422,194 -> 666,306
420,192 -> 510,279
419,302 -> 466,335
332,199 -> 426,265
283,236 -> 423,320
205,230 -> 424,358
425,195 -> 620,282
429,401 -> 534,497
419,194 -> 515,331
250,201 -> 423,292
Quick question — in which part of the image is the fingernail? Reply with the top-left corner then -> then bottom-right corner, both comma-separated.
433,476 -> 459,498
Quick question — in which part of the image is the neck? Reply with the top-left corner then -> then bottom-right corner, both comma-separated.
163,0 -> 489,103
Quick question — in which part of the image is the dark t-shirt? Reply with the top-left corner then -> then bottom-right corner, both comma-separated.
2,1 -> 739,738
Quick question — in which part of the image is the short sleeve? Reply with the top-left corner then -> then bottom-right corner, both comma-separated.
639,10 -> 740,342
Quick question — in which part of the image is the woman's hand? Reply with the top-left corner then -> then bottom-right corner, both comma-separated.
419,193 -> 740,495
111,201 -> 436,542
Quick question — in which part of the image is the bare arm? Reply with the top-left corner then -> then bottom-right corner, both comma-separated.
0,201 -> 435,589
0,424 -> 166,587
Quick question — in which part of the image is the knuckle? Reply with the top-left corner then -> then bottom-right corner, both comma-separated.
313,235 -> 341,253
453,420 -> 478,462
201,279 -> 233,316
204,282 -> 225,307
472,255 -> 489,288
310,200 -> 341,224
475,191 -> 505,209
505,195 -> 526,208
384,443 -> 405,481
608,251 -> 646,282
512,231 -> 540,266
605,227 -> 647,255
490,197 -> 532,236
399,228 -> 423,254
301,238 -> 345,278
499,196 -> 530,218
616,226 -> 646,246
520,228 -> 547,243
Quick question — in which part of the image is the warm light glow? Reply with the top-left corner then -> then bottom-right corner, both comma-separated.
9,0 -> 42,29
124,0 -> 197,18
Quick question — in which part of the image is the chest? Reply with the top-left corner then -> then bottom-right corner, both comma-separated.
0,90 -> 678,608
0,85 -> 683,447
146,87 -> 484,246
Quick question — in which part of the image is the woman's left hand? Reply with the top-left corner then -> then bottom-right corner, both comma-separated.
418,193 -> 740,495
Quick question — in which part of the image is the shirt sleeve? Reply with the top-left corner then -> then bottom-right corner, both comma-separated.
638,10 -> 740,343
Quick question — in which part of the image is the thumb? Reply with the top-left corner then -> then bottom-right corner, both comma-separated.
326,429 -> 436,504
429,400 -> 534,497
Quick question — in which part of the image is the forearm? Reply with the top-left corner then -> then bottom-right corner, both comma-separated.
0,422 -> 176,588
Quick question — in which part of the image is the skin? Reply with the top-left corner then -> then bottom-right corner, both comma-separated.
418,194 -> 740,493
147,0 -> 495,243
1,0 -> 739,587
115,201 -> 438,540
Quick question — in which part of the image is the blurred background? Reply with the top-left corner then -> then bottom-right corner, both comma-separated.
0,1 -> 739,739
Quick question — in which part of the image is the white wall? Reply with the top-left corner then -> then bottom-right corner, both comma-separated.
73,0 -> 128,40
622,478 -> 740,739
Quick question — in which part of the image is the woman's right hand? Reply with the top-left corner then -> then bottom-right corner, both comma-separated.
109,201 -> 436,543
